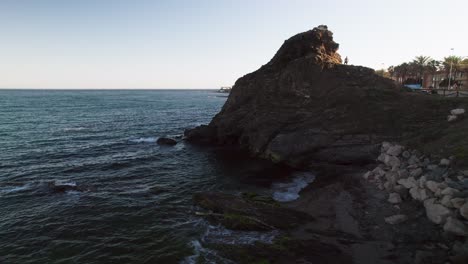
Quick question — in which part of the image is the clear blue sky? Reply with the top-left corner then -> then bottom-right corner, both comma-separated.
1,0 -> 467,89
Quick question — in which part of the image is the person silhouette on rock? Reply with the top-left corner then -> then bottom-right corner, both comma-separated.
344,56 -> 348,65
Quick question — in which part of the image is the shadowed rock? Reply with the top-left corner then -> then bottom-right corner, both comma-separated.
193,192 -> 313,231
156,137 -> 177,146
185,25 -> 468,168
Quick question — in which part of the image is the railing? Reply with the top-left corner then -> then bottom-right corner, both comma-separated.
420,88 -> 468,97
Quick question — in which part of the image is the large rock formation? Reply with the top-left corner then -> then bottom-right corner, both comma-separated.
185,25 -> 468,168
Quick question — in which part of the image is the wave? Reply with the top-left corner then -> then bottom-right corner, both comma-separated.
62,127 -> 88,132
272,171 -> 315,202
129,137 -> 157,143
181,220 -> 278,264
0,183 -> 31,195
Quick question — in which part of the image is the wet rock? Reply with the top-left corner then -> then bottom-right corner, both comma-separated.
47,182 -> 93,193
156,137 -> 177,146
424,198 -> 452,224
388,193 -> 402,204
193,192 -> 311,230
443,217 -> 468,236
426,181 -> 441,193
384,214 -> 408,224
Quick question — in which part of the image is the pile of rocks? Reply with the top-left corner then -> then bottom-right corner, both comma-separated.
363,142 -> 468,238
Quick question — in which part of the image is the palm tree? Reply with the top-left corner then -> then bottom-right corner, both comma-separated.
412,55 -> 432,84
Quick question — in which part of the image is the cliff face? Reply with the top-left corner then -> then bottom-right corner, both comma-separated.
186,26 -> 468,168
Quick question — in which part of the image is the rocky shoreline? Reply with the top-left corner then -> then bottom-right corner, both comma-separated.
185,25 -> 468,263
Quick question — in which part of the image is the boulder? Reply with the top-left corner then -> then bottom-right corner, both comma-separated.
398,177 -> 417,189
451,108 -> 466,115
439,158 -> 450,166
387,145 -> 403,157
384,155 -> 400,169
372,167 -> 386,178
443,217 -> 468,236
440,195 -> 453,208
363,171 -> 374,180
451,198 -> 466,209
388,193 -> 402,204
418,175 -> 427,189
156,137 -> 177,146
425,181 -> 440,193
424,198 -> 452,224
384,214 -> 408,225
448,115 -> 458,122
410,187 -> 421,200
410,168 -> 423,178
381,142 -> 391,152
441,187 -> 460,196
408,155 -> 420,165
402,151 -> 411,159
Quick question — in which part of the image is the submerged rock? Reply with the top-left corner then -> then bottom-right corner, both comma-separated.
193,192 -> 312,231
156,137 -> 177,146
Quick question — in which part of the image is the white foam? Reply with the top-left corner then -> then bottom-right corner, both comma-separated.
129,137 -> 157,143
62,127 -> 87,132
53,180 -> 77,187
272,172 -> 315,202
0,184 -> 30,195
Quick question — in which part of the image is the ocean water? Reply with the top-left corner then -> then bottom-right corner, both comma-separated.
0,90 -> 311,264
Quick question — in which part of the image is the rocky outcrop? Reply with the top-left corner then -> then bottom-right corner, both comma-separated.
156,137 -> 177,146
185,25 -> 468,168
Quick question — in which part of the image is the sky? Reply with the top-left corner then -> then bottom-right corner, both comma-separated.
1,0 -> 467,89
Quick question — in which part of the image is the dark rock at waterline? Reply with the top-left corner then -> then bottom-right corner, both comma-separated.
185,25 -> 468,168
47,182 -> 94,193
156,137 -> 177,146
193,192 -> 312,231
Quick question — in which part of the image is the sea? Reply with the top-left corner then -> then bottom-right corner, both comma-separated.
0,89 -> 314,264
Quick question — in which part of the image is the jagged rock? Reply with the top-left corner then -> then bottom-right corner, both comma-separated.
440,195 -> 453,208
384,214 -> 408,224
440,158 -> 450,166
427,164 -> 439,171
387,145 -> 403,157
193,192 -> 312,230
363,171 -> 373,180
398,177 -> 417,189
388,193 -> 402,204
451,198 -> 466,209
461,203 -> 468,220
448,115 -> 458,122
441,187 -> 460,196
184,25 -> 468,169
418,175 -> 427,189
451,108 -> 466,115
408,155 -> 420,165
381,142 -> 391,153
424,198 -> 452,224
410,187 -> 430,201
397,169 -> 409,179
384,181 -> 395,191
383,155 -> 400,169
402,151 -> 411,159
425,181 -> 440,193
443,217 -> 468,236
156,137 -> 177,146
410,168 -> 423,178
372,167 -> 386,178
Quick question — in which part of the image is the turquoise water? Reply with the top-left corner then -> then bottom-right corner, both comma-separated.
0,90 -> 298,264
